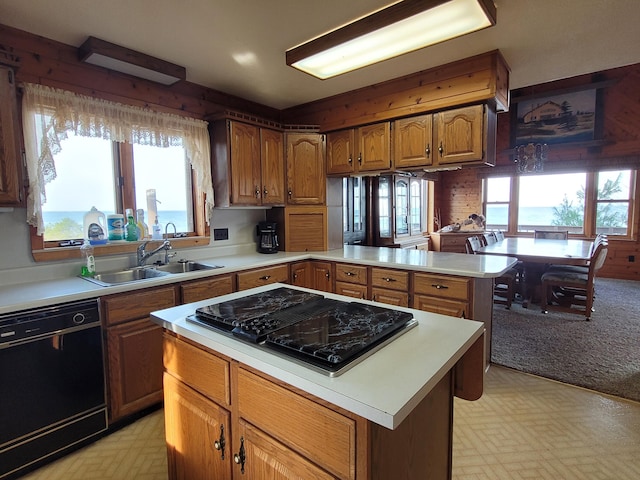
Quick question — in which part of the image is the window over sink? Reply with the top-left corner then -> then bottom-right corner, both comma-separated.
20,83 -> 213,260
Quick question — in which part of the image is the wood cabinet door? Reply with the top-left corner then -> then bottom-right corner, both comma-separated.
289,261 -> 312,288
357,122 -> 390,172
260,128 -> 285,205
286,133 -> 326,205
326,129 -> 355,175
106,318 -> 164,422
393,114 -> 433,168
311,261 -> 333,292
0,66 -> 23,206
164,373 -> 232,480
230,121 -> 261,205
434,105 -> 484,165
235,419 -> 336,480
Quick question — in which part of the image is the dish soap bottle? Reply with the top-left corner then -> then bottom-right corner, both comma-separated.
136,209 -> 149,240
80,240 -> 95,277
125,208 -> 139,241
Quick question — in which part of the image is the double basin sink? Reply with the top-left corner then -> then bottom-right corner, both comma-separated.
82,261 -> 224,287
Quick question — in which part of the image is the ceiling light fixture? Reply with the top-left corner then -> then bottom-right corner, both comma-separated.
286,0 -> 496,79
78,37 -> 186,85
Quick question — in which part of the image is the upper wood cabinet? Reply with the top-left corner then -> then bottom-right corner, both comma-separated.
393,114 -> 433,169
0,65 -> 24,206
327,123 -> 391,175
211,119 -> 285,207
358,122 -> 391,172
326,129 -> 355,175
393,104 -> 494,171
285,132 -> 325,205
435,104 -> 492,166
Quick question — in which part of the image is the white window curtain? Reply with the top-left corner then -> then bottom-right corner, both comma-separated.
21,83 -> 214,235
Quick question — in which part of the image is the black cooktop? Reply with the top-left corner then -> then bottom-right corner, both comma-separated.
188,287 -> 415,375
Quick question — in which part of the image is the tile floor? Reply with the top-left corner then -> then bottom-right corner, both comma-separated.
19,366 -> 640,480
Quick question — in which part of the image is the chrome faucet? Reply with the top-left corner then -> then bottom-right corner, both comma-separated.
137,240 -> 172,266
164,222 -> 177,239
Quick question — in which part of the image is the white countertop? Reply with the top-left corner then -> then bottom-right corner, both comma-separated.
151,283 -> 485,430
0,246 -> 517,315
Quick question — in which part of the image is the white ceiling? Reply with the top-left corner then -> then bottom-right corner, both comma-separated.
1,0 -> 640,110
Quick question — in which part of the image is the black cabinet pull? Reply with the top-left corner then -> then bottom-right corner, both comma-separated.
431,283 -> 449,290
234,437 -> 246,474
213,424 -> 226,459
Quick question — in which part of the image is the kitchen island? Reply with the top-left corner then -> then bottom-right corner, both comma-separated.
151,283 -> 485,480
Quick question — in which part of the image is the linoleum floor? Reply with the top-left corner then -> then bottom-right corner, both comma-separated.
20,366 -> 640,479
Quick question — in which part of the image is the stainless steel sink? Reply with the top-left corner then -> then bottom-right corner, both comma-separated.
80,262 -> 223,286
155,261 -> 224,274
82,266 -> 171,286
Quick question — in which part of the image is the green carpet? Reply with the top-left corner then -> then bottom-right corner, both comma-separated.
490,277 -> 640,403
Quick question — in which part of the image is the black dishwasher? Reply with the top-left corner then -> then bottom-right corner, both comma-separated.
0,299 -> 107,479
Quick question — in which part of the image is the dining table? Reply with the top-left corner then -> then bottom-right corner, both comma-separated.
476,237 -> 593,307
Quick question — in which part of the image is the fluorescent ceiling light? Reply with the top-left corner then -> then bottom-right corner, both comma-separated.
78,37 -> 186,85
286,0 -> 496,79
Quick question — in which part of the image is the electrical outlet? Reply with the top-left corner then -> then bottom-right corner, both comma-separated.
629,255 -> 635,262
213,228 -> 229,241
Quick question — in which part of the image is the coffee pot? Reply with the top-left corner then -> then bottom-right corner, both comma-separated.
256,221 -> 279,254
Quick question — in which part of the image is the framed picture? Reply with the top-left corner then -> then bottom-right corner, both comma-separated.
512,87 -> 600,146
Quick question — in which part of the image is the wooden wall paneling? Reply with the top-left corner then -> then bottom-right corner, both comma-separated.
435,169 -> 483,226
282,51 -> 510,132
0,23 -> 280,121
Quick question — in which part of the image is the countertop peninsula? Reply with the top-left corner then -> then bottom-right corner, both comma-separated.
0,245 -> 517,315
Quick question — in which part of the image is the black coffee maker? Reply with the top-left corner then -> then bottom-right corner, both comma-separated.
256,221 -> 279,254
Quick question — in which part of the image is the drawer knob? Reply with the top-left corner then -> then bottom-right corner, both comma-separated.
382,277 -> 396,282
432,283 -> 449,290
345,271 -> 356,276
259,275 -> 272,281
213,424 -> 226,459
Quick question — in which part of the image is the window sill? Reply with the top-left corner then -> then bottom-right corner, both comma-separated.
32,236 -> 211,262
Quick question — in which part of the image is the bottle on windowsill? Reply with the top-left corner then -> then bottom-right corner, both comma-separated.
125,208 -> 139,242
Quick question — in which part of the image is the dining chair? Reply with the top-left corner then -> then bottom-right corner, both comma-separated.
534,230 -> 569,240
466,235 -> 517,309
540,241 -> 608,321
544,234 -> 608,275
480,232 -> 497,246
465,236 -> 483,254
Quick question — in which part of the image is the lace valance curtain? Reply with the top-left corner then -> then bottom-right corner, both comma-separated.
21,83 -> 214,235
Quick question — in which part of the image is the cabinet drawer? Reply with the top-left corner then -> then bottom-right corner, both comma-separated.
371,287 -> 409,307
237,264 -> 289,291
413,273 -> 470,301
238,368 -> 355,480
335,281 -> 367,300
413,295 -> 468,318
163,334 -> 231,407
180,274 -> 234,304
102,286 -> 178,326
335,263 -> 368,285
371,268 -> 409,291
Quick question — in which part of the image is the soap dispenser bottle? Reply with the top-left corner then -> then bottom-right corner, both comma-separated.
80,240 -> 95,277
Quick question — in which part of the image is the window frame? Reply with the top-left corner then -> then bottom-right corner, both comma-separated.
482,168 -> 638,240
31,140 -> 209,261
